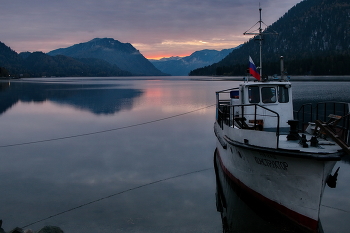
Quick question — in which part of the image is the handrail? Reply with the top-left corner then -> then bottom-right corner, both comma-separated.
216,103 -> 280,148
295,103 -> 312,127
216,87 -> 239,94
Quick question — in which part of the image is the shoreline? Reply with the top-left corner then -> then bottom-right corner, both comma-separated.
190,75 -> 350,81
2,75 -> 350,82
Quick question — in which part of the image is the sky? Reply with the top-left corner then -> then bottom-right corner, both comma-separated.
0,0 -> 302,59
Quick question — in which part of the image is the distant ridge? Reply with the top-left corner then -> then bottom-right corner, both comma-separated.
48,38 -> 167,76
0,41 -> 131,78
150,48 -> 236,76
190,0 -> 350,76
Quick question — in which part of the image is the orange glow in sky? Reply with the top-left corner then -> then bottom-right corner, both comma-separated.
133,39 -> 244,60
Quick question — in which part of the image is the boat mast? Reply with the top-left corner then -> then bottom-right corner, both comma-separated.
244,7 -> 277,79
258,7 -> 263,78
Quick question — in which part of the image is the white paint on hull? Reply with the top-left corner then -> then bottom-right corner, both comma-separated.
217,142 -> 336,222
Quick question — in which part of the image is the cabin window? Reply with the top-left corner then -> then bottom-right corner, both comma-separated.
262,87 -> 276,103
278,86 -> 289,103
248,86 -> 260,103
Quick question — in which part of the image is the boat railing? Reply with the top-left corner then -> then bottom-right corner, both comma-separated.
216,87 -> 239,127
296,102 -> 350,144
217,103 -> 280,146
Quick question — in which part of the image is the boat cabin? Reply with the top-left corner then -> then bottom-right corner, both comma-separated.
216,81 -> 294,133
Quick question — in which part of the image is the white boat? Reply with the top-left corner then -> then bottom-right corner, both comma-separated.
214,7 -> 350,233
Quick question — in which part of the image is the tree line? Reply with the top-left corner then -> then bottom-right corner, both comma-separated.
190,0 -> 350,76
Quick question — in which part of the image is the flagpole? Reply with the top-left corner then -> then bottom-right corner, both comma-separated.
259,7 -> 262,78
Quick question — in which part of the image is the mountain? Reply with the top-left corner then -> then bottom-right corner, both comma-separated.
0,41 -> 23,75
156,56 -> 183,62
190,0 -> 350,76
48,38 -> 167,76
21,52 -> 131,77
150,48 -> 236,76
0,41 -> 132,77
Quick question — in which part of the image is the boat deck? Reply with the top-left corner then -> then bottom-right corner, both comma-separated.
278,133 -> 343,154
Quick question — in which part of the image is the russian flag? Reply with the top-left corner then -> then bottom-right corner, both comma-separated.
249,56 -> 260,80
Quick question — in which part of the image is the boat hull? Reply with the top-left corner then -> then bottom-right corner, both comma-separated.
215,140 -> 337,232
215,152 -> 310,233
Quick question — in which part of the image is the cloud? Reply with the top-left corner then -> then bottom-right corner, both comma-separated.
0,0 -> 302,57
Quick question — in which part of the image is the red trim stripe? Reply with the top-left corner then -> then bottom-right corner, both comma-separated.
215,150 -> 319,232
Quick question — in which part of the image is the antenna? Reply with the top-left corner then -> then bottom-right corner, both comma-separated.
243,7 -> 278,78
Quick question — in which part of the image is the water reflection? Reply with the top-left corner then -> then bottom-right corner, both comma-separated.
0,80 -> 143,115
214,150 -> 315,233
0,77 -> 223,232
1,78 -> 350,232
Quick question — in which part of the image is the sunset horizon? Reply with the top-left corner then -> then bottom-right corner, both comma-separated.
0,0 -> 302,60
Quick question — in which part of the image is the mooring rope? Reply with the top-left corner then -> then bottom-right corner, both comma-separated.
321,204 -> 350,213
0,104 -> 216,149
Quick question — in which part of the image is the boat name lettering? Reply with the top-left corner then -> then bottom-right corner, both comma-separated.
254,157 -> 288,170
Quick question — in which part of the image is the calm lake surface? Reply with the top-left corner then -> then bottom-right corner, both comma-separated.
0,77 -> 350,233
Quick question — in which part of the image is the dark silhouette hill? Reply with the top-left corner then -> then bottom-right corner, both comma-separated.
22,52 -> 131,77
0,41 -> 131,77
190,0 -> 350,76
0,42 -> 23,76
48,38 -> 167,76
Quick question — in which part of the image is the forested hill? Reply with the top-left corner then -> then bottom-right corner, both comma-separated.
190,0 -> 350,76
48,38 -> 166,76
0,41 -> 132,77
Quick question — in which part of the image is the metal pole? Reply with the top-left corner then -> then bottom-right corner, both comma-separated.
280,56 -> 284,80
259,7 -> 262,78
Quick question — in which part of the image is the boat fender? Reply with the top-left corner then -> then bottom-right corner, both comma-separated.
327,167 -> 340,188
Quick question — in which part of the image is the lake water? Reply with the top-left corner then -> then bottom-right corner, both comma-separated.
0,77 -> 350,233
